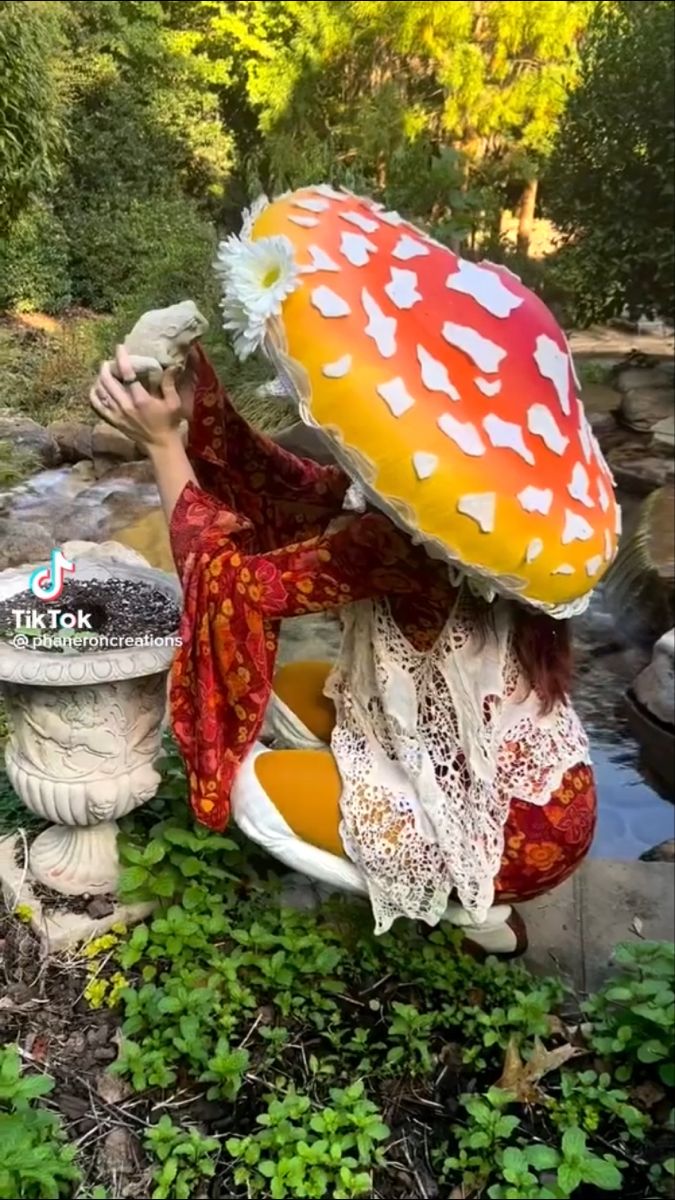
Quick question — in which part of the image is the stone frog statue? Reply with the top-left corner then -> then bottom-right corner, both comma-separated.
109,299 -> 209,390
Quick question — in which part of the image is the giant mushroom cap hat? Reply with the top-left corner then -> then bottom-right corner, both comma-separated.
215,186 -> 621,617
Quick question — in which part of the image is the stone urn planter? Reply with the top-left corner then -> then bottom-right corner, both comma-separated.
0,541 -> 181,895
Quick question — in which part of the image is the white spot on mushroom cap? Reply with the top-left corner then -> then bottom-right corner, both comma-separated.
442,322 -> 506,375
568,462 -> 595,509
562,509 -> 594,544
552,563 -> 575,576
378,210 -> 404,226
322,355 -> 352,379
578,403 -> 593,463
604,529 -> 613,560
377,377 -> 415,417
483,414 -> 535,465
518,486 -> 553,515
340,231 -> 377,267
412,451 -> 438,480
527,404 -> 569,456
288,215 -> 320,228
438,412 -> 485,457
417,345 -> 460,401
534,334 -> 571,416
563,332 -> 582,390
294,197 -> 329,213
311,286 -> 351,318
597,479 -> 610,512
585,554 -> 603,577
392,234 -> 430,261
526,538 -> 544,563
385,268 -> 421,310
457,492 -> 496,533
445,259 -> 523,319
301,245 -> 340,273
341,210 -> 380,234
313,184 -> 347,200
362,289 -> 397,358
475,377 -> 502,398
615,504 -> 623,536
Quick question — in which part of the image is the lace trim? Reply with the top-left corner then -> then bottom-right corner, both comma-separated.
326,596 -> 590,933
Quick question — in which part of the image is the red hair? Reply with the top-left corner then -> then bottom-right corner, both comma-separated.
511,607 -> 573,714
470,595 -> 573,714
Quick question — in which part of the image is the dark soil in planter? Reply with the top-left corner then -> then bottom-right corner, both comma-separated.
0,578 -> 180,651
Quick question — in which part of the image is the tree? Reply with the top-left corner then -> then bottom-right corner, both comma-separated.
545,0 -> 675,323
183,1 -> 591,248
0,1 -> 65,232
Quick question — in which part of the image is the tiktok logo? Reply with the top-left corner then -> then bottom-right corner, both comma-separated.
28,548 -> 76,601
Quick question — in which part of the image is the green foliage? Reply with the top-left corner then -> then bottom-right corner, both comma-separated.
226,1081 -> 389,1199
0,439 -> 42,487
551,1069 -> 648,1140
144,1116 -> 219,1200
584,940 -> 675,1086
0,201 -> 71,314
0,1045 -> 81,1199
209,0 -> 591,227
64,196 -> 216,315
546,0 -> 675,325
446,1090 -> 623,1199
0,2 -> 65,232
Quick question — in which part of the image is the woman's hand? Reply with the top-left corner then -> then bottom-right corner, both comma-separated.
90,345 -> 184,450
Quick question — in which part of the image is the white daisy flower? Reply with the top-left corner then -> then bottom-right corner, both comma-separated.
214,233 -> 300,359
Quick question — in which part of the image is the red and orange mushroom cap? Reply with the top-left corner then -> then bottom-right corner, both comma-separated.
215,186 -> 621,616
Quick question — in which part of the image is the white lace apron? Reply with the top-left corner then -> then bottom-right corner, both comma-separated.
324,594 -> 591,934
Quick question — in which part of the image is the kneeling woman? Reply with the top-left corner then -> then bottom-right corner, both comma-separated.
92,343 -> 598,956
91,188 -> 619,955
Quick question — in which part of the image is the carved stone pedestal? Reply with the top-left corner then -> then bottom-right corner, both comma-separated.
0,542 -> 181,896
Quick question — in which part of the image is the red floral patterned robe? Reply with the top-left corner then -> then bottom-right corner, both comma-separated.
169,347 -> 596,902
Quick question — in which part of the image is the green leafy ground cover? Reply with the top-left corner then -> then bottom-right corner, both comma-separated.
0,745 -> 673,1199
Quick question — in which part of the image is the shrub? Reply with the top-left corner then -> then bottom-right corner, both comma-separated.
64,194 -> 217,314
0,201 -> 71,314
545,0 -> 675,326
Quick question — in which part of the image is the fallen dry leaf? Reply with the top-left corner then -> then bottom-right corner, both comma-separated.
497,1035 -> 582,1104
631,1080 -> 665,1110
631,916 -> 645,937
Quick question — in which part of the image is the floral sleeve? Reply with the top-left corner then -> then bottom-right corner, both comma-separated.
169,480 -> 425,831
187,345 -> 349,551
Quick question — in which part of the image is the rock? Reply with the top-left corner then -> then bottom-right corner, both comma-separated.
99,459 -> 156,485
633,629 -> 675,727
640,839 -> 675,863
93,454 -> 121,479
653,413 -> 675,447
96,1072 -> 132,1105
616,363 -> 675,394
99,1127 -> 141,1178
0,415 -> 59,468
87,895 -> 115,919
46,420 -> 93,464
587,411 -> 618,441
91,421 -> 139,462
70,459 -> 96,483
620,385 -> 674,434
606,442 -> 674,495
0,517 -> 52,570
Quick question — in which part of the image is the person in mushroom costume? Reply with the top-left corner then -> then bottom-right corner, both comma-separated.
91,186 -> 621,955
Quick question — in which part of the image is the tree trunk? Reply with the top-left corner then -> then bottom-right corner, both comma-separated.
517,177 -> 539,255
